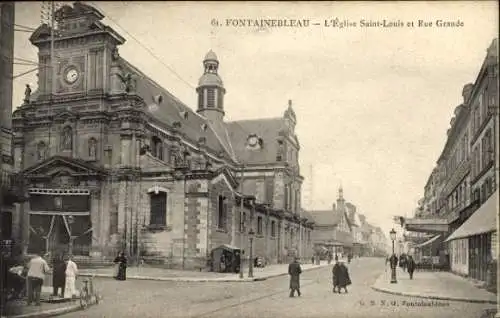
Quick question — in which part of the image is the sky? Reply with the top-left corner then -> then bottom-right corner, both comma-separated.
11,1 -> 499,239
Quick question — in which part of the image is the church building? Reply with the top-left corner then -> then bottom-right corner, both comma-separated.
11,2 -> 314,269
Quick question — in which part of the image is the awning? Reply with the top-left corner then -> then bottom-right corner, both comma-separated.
445,190 -> 499,242
215,244 -> 241,251
413,235 -> 441,248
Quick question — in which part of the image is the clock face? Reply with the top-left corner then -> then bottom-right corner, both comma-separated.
65,68 -> 79,84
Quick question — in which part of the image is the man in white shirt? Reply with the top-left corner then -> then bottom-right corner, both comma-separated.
65,256 -> 79,299
26,253 -> 51,306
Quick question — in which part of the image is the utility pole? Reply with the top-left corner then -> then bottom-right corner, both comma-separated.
239,165 -> 245,279
48,0 -> 55,153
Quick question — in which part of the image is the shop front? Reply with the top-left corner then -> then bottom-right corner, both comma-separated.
445,190 -> 498,281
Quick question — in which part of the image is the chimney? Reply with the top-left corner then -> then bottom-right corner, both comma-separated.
462,83 -> 474,103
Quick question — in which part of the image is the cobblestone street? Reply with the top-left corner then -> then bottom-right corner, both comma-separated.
59,258 -> 493,318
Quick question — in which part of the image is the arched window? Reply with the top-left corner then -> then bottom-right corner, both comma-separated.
88,138 -> 97,159
61,126 -> 73,150
149,191 -> 167,227
37,141 -> 46,161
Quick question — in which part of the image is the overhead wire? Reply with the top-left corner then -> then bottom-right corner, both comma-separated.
88,1 -> 195,91
83,2 -> 263,165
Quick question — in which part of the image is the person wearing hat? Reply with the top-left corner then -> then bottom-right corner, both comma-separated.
288,256 -> 302,297
332,259 -> 351,293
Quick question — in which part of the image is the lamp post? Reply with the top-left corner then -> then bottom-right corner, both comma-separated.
248,228 -> 255,278
390,228 -> 397,284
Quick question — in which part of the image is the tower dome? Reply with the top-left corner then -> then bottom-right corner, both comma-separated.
196,50 -> 226,121
204,50 -> 218,62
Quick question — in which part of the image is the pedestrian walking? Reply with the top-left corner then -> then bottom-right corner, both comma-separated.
399,253 -> 407,272
288,257 -> 302,297
114,252 -> 127,281
407,255 -> 416,280
26,253 -> 51,306
311,255 -> 315,265
64,256 -> 78,299
332,260 -> 351,293
52,253 -> 66,298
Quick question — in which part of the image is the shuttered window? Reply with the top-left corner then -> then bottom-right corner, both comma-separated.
150,192 -> 167,226
207,89 -> 215,108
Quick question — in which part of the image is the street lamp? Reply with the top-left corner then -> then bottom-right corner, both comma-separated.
248,228 -> 255,278
67,215 -> 75,256
389,228 -> 398,284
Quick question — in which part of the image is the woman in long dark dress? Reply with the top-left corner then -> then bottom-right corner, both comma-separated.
332,261 -> 351,293
114,252 -> 127,281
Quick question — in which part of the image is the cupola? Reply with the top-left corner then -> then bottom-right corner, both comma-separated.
196,50 -> 226,122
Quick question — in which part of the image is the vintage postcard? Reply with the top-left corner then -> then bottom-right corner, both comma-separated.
0,1 -> 499,318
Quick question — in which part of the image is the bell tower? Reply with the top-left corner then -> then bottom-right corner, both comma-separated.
29,2 -> 125,98
196,50 -> 226,122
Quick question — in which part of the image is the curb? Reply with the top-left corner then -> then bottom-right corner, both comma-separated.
371,285 -> 498,305
79,264 -> 329,283
6,303 -> 82,318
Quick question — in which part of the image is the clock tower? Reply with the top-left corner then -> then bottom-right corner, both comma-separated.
29,2 -> 125,98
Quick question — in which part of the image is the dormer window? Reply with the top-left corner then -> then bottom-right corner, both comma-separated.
153,94 -> 163,104
180,111 -> 189,120
247,134 -> 263,150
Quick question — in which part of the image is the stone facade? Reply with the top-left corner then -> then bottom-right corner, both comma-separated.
1,2 -> 23,246
10,2 -> 314,269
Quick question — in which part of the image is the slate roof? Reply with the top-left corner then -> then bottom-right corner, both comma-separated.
300,209 -> 315,224
308,210 -> 341,226
119,59 -> 235,162
226,118 -> 287,165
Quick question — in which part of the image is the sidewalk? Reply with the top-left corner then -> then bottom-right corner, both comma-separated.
2,287 -> 83,318
371,266 -> 497,304
79,259 -> 334,282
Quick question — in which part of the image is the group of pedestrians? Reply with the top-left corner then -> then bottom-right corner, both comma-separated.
288,256 -> 352,297
22,253 -> 79,306
387,253 -> 416,279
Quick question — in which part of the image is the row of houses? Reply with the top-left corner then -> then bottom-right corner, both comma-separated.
308,187 -> 388,259
404,38 -> 499,284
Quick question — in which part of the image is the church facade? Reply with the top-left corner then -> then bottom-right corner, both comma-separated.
11,2 -> 314,269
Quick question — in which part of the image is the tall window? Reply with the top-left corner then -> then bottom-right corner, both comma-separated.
217,196 -> 227,230
271,220 -> 276,237
257,216 -> 263,235
150,192 -> 167,226
88,138 -> 97,159
37,141 -> 46,161
61,126 -> 73,150
151,136 -> 163,160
